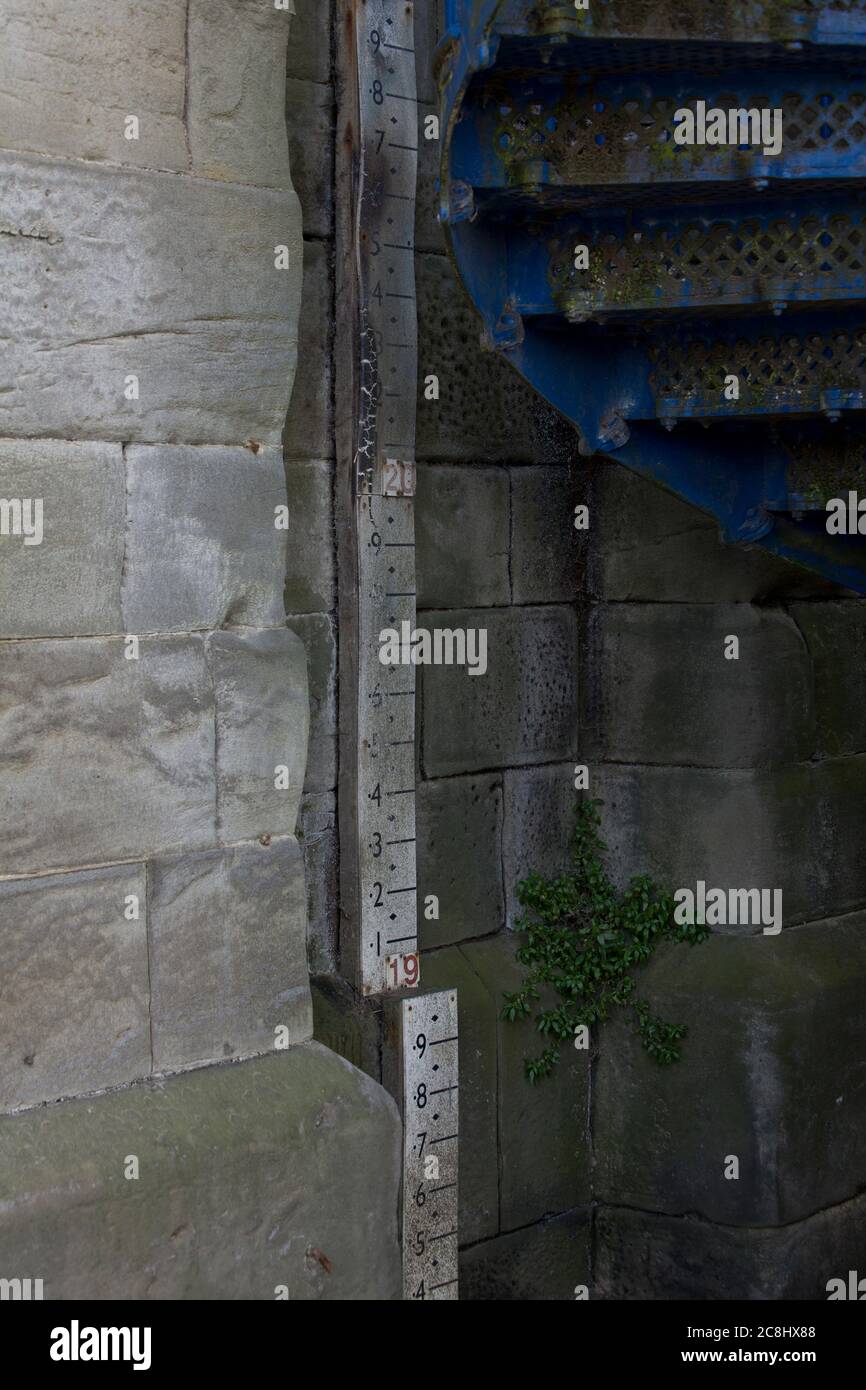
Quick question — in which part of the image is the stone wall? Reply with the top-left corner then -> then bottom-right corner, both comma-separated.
413,350 -> 866,1298
586,461 -> 866,1299
7,0 -> 861,1304
410,246 -> 866,1295
330,1 -> 866,1301
412,381 -> 866,1298
0,0 -> 401,1301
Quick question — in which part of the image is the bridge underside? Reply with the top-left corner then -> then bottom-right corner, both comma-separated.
438,1 -> 866,591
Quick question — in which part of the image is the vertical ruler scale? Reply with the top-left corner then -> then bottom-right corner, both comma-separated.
401,990 -> 460,1300
338,0 -> 460,1300
341,0 -> 420,997
357,492 -> 419,994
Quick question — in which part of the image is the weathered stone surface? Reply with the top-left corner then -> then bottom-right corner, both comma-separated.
595,1195 -> 866,1300
415,0 -> 442,106
311,974 -> 381,1082
594,764 -> 799,922
0,0 -> 187,173
0,865 -> 149,1111
422,606 -> 578,776
0,439 -> 125,639
283,239 -> 333,460
286,0 -> 331,86
789,599 -> 866,757
209,628 -> 309,843
0,636 -> 215,877
417,775 -> 504,949
299,791 -> 338,975
0,1045 -> 402,1300
502,764 -> 579,928
415,112 -> 445,254
811,755 -> 866,918
0,1 -> 297,188
188,0 -> 295,188
583,603 -> 814,768
286,78 -> 334,238
421,946 -> 499,1247
285,615 -> 336,792
416,465 -> 510,609
464,935 -> 591,1228
588,460 -> 843,603
122,445 -> 288,634
416,255 -> 535,463
0,152 -> 300,445
530,400 -> 582,467
0,440 -> 291,640
0,629 -> 312,876
594,759 -> 866,928
284,459 -> 336,614
148,838 -> 311,1073
510,465 -> 582,605
595,921 -> 866,1227
461,1210 -> 591,1301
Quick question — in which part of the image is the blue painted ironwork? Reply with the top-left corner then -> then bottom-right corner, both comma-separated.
438,0 -> 866,590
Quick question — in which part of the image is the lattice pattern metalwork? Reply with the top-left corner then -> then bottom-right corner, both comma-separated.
783,434 -> 866,506
786,91 -> 866,153
494,86 -> 866,181
648,327 -> 866,411
549,211 -> 866,316
509,0 -> 866,55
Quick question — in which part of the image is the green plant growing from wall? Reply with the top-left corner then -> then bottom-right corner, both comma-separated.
502,800 -> 709,1083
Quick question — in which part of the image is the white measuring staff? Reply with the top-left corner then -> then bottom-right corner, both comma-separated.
401,989 -> 460,1300
349,0 -> 421,996
338,0 -> 460,1299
